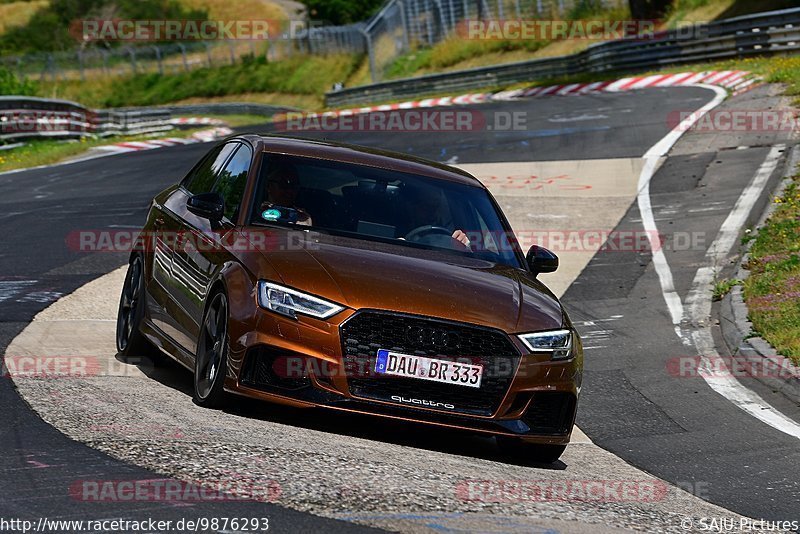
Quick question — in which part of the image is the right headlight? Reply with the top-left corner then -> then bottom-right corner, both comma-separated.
257,281 -> 344,320
517,329 -> 573,360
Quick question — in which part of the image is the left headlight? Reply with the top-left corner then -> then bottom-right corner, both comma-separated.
518,329 -> 573,360
257,281 -> 344,320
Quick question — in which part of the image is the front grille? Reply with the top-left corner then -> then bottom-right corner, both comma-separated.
523,392 -> 575,435
340,310 -> 520,416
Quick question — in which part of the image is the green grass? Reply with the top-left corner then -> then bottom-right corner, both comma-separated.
38,54 -> 361,109
742,175 -> 800,365
187,113 -> 275,127
712,278 -> 741,301
0,127 -> 207,173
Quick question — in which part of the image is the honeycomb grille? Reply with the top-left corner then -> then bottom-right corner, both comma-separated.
340,311 -> 520,416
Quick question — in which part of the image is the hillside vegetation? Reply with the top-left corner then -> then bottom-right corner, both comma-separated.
4,0 -> 800,109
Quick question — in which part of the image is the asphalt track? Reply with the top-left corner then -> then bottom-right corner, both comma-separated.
1,85 -> 798,529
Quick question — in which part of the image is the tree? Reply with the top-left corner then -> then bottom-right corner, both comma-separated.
628,0 -> 673,20
300,0 -> 384,26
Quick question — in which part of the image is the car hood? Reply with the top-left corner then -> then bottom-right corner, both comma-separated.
247,230 -> 564,333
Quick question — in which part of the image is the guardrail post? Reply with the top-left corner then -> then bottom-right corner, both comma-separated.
178,43 -> 189,71
480,0 -> 490,20
426,0 -> 434,44
205,42 -> 213,67
127,47 -> 137,74
433,0 -> 447,39
153,45 -> 163,75
362,29 -> 378,82
77,50 -> 84,81
39,54 -> 56,82
399,0 -> 411,51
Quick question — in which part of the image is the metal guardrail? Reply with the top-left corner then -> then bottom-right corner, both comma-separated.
0,100 -> 303,143
325,7 -> 800,107
153,103 -> 299,117
0,97 -> 174,142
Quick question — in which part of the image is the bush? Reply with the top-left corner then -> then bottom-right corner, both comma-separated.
300,0 -> 383,25
0,0 -> 207,53
0,66 -> 36,95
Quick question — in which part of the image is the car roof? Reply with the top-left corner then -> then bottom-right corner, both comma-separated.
235,134 -> 484,188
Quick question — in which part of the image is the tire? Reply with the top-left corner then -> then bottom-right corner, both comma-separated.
116,255 -> 153,357
497,437 -> 567,464
193,290 -> 229,408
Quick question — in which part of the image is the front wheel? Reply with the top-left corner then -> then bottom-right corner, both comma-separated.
193,291 -> 229,408
497,437 -> 567,464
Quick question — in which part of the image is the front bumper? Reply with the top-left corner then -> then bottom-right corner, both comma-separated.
225,307 -> 582,445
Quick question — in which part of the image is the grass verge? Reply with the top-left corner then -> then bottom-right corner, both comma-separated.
38,54 -> 360,109
742,175 -> 800,365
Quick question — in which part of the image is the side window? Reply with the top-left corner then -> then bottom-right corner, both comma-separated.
214,144 -> 252,222
184,143 -> 238,194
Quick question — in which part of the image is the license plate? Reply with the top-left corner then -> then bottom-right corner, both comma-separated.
375,349 -> 483,388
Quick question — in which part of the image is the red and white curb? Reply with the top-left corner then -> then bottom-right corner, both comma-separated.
297,93 -> 492,120
95,127 -> 233,154
170,117 -> 226,126
492,70 -> 761,101
311,71 -> 761,120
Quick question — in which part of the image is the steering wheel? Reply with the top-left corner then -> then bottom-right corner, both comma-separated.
404,225 -> 453,242
404,225 -> 470,251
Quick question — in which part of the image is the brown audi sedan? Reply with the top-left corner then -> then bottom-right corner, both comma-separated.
116,134 -> 582,462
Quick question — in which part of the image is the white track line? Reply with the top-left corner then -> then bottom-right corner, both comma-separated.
637,83 -> 800,439
684,144 -> 800,439
637,85 -> 728,328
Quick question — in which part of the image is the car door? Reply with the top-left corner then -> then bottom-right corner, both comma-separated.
154,142 -> 238,351
172,142 -> 253,350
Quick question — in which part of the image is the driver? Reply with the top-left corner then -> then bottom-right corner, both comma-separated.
261,162 -> 312,226
402,184 -> 470,248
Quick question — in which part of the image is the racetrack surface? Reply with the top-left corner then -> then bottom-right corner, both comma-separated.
2,86 -> 798,531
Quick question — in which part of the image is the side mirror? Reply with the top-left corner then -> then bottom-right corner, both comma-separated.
526,245 -> 558,275
187,192 -> 224,222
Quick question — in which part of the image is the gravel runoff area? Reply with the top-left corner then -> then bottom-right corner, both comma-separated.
5,268 -> 783,533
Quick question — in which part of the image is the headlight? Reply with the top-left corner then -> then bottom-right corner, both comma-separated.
257,281 -> 344,320
518,329 -> 573,360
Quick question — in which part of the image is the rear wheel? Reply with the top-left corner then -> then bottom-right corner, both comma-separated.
116,256 -> 152,357
497,437 -> 567,464
193,291 -> 229,408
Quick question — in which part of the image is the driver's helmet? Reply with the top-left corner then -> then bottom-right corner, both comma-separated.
402,182 -> 445,228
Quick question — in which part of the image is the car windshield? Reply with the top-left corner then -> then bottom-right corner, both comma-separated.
250,153 -> 522,268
